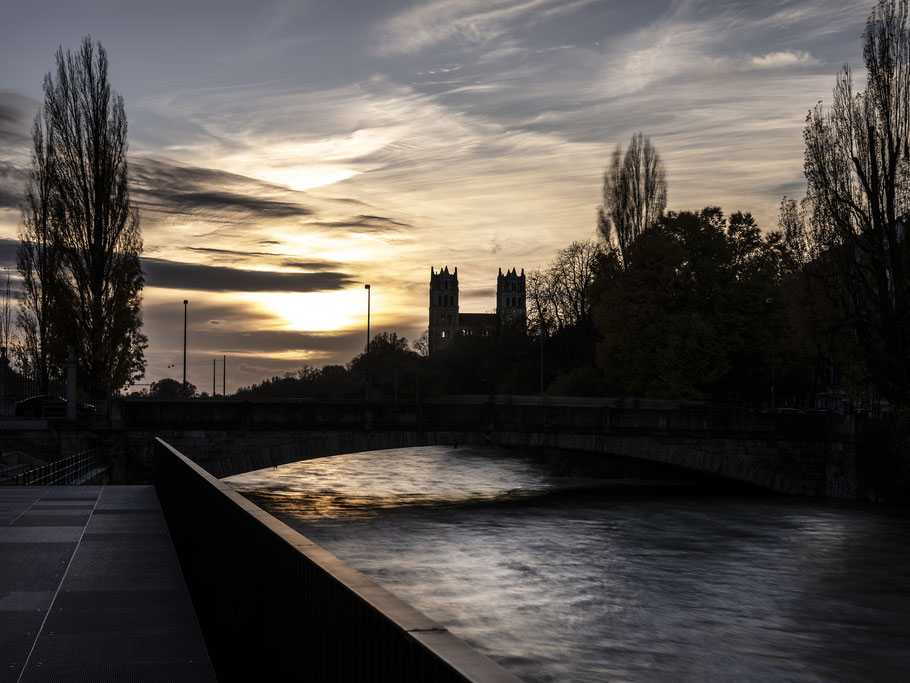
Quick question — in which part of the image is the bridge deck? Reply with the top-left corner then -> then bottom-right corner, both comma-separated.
0,485 -> 215,683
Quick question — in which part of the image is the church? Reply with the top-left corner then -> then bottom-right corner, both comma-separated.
428,266 -> 527,355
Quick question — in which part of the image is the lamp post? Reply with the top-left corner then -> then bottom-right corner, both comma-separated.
766,297 -> 775,412
365,284 -> 371,401
183,299 -> 188,398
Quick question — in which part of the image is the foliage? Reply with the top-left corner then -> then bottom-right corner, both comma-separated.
799,0 -> 910,403
593,208 -> 803,403
597,132 -> 667,265
22,37 -> 147,396
17,112 -> 70,392
349,332 -> 422,400
236,333 -> 423,400
149,377 -> 196,398
527,239 -> 604,336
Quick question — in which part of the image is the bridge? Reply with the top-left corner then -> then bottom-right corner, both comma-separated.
7,396 -> 859,498
0,397 -> 860,680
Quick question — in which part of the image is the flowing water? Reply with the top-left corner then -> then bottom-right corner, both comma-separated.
225,445 -> 910,682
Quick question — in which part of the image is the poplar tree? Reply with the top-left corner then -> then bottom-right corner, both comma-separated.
22,36 -> 146,395
597,132 -> 667,266
18,111 -> 69,392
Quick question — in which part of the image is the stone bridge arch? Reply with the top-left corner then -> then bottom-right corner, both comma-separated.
100,397 -> 856,497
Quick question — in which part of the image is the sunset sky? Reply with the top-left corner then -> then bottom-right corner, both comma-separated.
0,0 -> 871,392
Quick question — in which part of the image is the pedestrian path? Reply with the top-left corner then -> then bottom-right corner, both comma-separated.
0,485 -> 215,682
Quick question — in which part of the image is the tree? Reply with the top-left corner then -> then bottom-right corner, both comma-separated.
149,377 -> 196,398
594,208 -> 801,403
39,37 -> 146,395
801,0 -> 910,402
527,239 -> 604,336
17,112 -> 70,392
597,132 -> 667,265
349,332 -> 422,400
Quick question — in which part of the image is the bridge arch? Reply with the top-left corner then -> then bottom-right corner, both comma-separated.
104,397 -> 856,496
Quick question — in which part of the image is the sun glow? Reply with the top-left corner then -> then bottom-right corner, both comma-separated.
253,290 -> 367,332
254,164 -> 361,191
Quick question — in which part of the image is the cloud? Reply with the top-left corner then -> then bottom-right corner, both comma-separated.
142,257 -> 354,292
748,50 -> 818,69
184,246 -> 342,271
0,90 -> 35,146
310,214 -> 411,233
280,260 -> 343,271
0,237 -> 18,268
0,186 -> 21,211
130,157 -> 314,220
371,0 -> 592,56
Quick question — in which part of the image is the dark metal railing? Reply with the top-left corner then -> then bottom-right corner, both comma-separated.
153,437 -> 520,683
2,448 -> 104,485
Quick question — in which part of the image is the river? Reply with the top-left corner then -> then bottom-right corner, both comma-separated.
224,445 -> 910,682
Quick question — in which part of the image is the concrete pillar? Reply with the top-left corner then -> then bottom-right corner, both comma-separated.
65,348 -> 77,420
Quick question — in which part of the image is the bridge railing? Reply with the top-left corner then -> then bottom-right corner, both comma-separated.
0,448 -> 106,486
153,437 -> 519,683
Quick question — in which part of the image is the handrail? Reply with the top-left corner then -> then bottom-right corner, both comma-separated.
154,437 -> 521,683
1,448 -> 103,486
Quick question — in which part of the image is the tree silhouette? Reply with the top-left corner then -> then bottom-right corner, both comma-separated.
149,377 -> 196,398
37,36 -> 146,395
597,132 -> 667,265
17,112 -> 70,392
527,239 -> 604,336
801,0 -> 910,402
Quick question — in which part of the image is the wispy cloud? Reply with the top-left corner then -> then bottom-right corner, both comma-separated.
371,0 -> 593,56
749,50 -> 819,69
0,0 -> 881,390
142,257 -> 354,293
131,157 -> 314,220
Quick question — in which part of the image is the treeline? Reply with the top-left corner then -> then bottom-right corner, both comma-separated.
239,0 -> 908,414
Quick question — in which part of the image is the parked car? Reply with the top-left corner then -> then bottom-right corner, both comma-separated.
14,395 -> 96,418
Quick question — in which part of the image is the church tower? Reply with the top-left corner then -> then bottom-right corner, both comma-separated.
429,266 -> 460,354
497,267 -> 526,327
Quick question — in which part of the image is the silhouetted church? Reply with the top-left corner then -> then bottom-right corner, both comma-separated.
428,266 -> 526,355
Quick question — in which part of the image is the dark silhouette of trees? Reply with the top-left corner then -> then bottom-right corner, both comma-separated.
17,113 -> 70,392
149,377 -> 196,398
597,132 -> 667,265
527,239 -> 604,336
593,208 -> 802,403
801,0 -> 910,402
28,36 -> 146,396
526,239 -> 606,394
235,333 -> 424,401
350,332 -> 422,400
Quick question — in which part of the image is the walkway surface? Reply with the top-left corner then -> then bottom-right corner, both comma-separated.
0,485 -> 216,682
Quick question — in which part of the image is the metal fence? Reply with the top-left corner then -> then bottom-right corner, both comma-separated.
0,367 -> 113,420
1,448 -> 105,486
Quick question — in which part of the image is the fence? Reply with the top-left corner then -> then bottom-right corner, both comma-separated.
0,364 -> 113,420
0,448 -> 105,486
153,437 -> 519,682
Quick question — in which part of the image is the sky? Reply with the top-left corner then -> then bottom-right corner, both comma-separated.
0,0 -> 873,392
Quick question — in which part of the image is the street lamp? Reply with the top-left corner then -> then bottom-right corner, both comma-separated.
183,299 -> 188,398
365,284 -> 371,400
766,297 -> 775,412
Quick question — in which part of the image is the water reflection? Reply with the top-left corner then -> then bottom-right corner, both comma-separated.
226,446 -> 910,682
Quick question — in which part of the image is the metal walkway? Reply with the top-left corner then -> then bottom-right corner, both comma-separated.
0,485 -> 216,682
